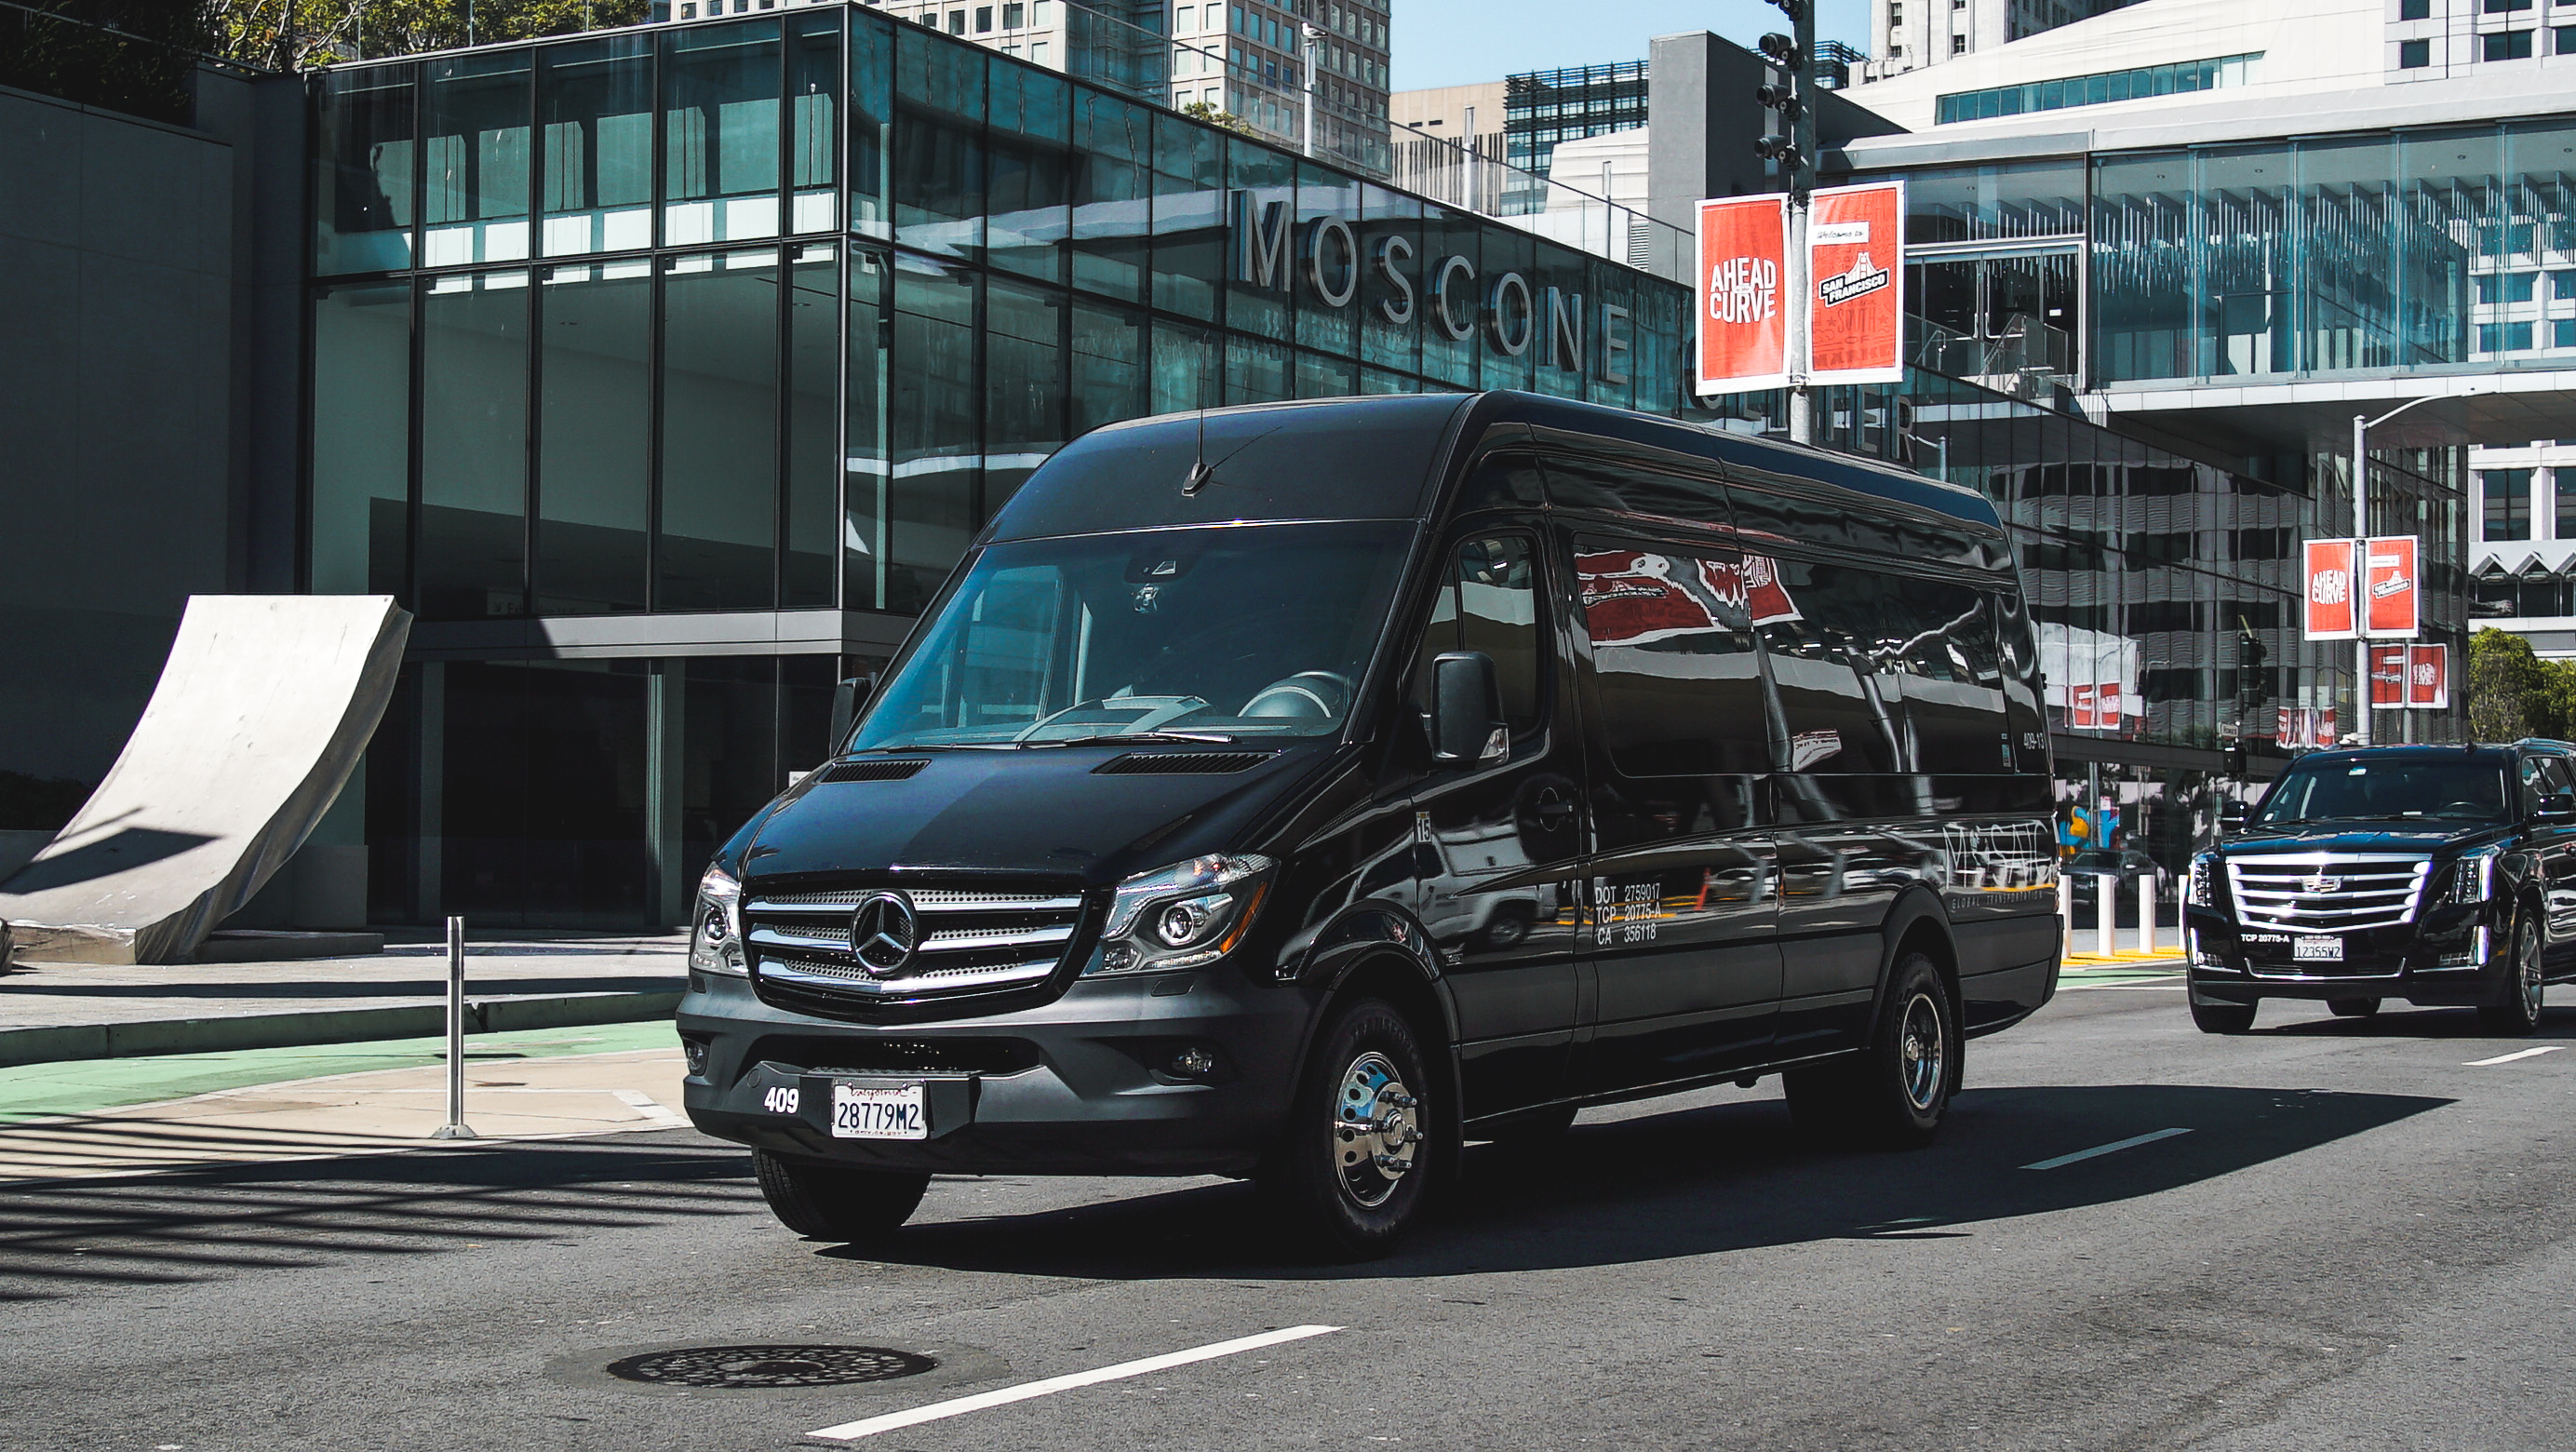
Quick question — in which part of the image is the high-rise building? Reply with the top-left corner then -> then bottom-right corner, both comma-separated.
1863,0 -> 2147,82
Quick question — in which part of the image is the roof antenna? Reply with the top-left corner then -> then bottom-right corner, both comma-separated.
1183,385 -> 1211,495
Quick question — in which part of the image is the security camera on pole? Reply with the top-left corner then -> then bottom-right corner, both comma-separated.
1757,4 -> 1817,441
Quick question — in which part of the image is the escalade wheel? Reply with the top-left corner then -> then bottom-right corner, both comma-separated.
2189,997 -> 2257,1034
2476,910 -> 2546,1038
1261,997 -> 1436,1259
1782,952 -> 1955,1150
2328,998 -> 2381,1019
752,1150 -> 931,1241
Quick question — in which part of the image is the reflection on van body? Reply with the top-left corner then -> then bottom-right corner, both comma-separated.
678,391 -> 2059,1255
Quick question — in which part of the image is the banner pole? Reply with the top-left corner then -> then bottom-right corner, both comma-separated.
2354,412 -> 2372,748
1786,199 -> 1812,443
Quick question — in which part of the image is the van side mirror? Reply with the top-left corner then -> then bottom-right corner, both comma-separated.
2539,793 -> 2576,823
2218,803 -> 2247,832
831,673 -> 878,750
1429,652 -> 1508,767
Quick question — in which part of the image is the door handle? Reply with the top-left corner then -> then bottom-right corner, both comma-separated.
1536,789 -> 1574,829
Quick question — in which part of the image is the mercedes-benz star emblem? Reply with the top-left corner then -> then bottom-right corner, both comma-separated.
850,891 -> 920,976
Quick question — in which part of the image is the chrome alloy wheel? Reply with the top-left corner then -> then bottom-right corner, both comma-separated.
2521,916 -> 2546,1020
1333,1051 -> 1421,1207
1898,990 -> 1946,1112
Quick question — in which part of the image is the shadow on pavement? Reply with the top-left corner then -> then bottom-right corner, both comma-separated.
2257,1003 -> 2576,1040
0,1133 -> 757,1302
846,1082 -> 2450,1281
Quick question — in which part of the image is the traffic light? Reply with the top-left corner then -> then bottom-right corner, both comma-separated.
2234,620 -> 2270,714
1768,0 -> 1807,18
1757,32 -> 1802,68
1754,20 -> 1814,192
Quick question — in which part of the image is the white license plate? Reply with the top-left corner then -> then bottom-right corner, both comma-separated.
2294,935 -> 2344,962
830,1083 -> 927,1140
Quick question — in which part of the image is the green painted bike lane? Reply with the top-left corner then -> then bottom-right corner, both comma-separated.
0,1019 -> 682,1126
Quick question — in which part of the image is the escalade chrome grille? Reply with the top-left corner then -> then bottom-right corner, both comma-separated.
742,881 -> 1090,1006
2224,853 -> 2430,934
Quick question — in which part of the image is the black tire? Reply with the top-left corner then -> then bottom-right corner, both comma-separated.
752,1150 -> 931,1241
1781,952 -> 1957,1149
2328,998 -> 2381,1018
2190,996 -> 2258,1034
1259,997 -> 1439,1259
2477,908 -> 2546,1037
1477,1102 -> 1577,1145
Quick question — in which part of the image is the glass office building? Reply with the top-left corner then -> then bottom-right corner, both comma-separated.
304,7 -> 1687,926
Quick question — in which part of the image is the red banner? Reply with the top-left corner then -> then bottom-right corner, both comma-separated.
1807,182 -> 1905,386
2407,643 -> 2449,708
2369,643 -> 2408,707
2303,538 -> 2358,640
2364,534 -> 2421,639
1696,195 -> 1790,395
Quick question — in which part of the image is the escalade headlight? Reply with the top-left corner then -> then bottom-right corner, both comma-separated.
2448,848 -> 2500,906
2189,853 -> 2218,907
690,863 -> 747,976
1085,854 -> 1275,976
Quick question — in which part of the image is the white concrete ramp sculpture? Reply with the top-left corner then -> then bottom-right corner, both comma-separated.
0,596 -> 411,965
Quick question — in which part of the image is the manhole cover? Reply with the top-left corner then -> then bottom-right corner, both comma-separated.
605,1345 -> 938,1389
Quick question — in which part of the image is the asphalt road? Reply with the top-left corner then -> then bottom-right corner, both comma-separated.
11,976 -> 2576,1452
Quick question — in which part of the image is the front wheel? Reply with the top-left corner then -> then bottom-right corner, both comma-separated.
2328,998 -> 2381,1019
2190,996 -> 2258,1034
1259,997 -> 1438,1259
752,1150 -> 930,1241
2476,909 -> 2546,1037
1782,952 -> 1956,1149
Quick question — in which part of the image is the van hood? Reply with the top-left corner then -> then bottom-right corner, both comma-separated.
2222,822 -> 2513,856
738,746 -> 1336,887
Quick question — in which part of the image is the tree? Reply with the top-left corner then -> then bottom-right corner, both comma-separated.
1179,100 -> 1257,138
2469,627 -> 2552,742
204,0 -> 646,70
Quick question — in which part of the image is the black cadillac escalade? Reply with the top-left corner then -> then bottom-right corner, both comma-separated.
2184,741 -> 2576,1036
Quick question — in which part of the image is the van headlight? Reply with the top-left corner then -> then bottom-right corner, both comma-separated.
690,863 -> 747,976
2189,852 -> 2217,907
2448,848 -> 2500,906
1085,854 -> 1275,975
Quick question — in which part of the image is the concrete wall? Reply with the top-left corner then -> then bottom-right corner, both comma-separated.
0,73 -> 305,825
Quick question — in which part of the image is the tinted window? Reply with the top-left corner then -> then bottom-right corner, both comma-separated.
2256,758 -> 2511,825
1573,538 -> 1771,776
1409,534 -> 1545,737
1882,574 -> 2011,773
1537,450 -> 1729,529
1750,557 -> 1903,774
987,395 -> 1467,540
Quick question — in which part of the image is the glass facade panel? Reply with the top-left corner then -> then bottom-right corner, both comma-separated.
986,61 -> 1071,282
539,36 -> 653,259
418,271 -> 529,620
844,249 -> 892,609
785,241 -> 842,608
315,64 -> 417,276
658,249 -> 779,611
1357,183 -> 1420,376
1151,112 -> 1223,319
423,52 -> 532,267
1151,316 -> 1219,412
789,10 -> 842,234
850,11 -> 892,237
436,659 -> 651,928
1070,87 -> 1150,302
893,24 -> 987,261
309,282 -> 410,595
1902,160 -> 2086,245
888,252 -> 980,612
1070,295 -> 1146,435
663,20 -> 784,249
985,275 -> 1067,515
536,262 -> 651,613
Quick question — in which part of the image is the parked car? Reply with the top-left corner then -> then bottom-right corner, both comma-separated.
2067,847 -> 2162,925
2183,741 -> 2576,1035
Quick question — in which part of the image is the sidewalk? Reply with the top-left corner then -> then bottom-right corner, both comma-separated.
0,1030 -> 691,1182
0,934 -> 689,1068
2060,923 -> 2186,973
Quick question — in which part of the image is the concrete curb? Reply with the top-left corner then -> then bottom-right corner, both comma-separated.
0,990 -> 682,1069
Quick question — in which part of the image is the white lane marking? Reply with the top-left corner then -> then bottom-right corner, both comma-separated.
806,1325 -> 1341,1441
2020,1127 -> 2193,1171
2465,1045 -> 2564,1067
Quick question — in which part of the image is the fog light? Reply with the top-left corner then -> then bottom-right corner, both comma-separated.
681,1036 -> 710,1078
1098,943 -> 1137,973
2439,951 -> 2476,968
1168,1046 -> 1216,1079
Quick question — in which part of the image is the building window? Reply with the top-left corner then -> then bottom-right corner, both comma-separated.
2479,321 -> 2537,351
2400,0 -> 2431,15
1002,1 -> 1022,22
2556,470 -> 2576,539
974,4 -> 990,28
2486,468 -> 2534,541
2400,37 -> 2432,66
2485,0 -> 2532,11
1934,51 -> 2262,123
2556,318 -> 2576,347
1951,33 -> 1967,53
2483,29 -> 2534,60
2557,23 -> 2576,52
1888,1 -> 1902,20
2477,272 -> 2539,302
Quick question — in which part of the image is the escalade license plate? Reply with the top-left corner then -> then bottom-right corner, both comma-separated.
2294,935 -> 2344,962
830,1082 -> 927,1140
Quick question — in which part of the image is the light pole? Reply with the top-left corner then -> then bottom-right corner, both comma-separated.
1299,20 -> 1321,159
2351,387 -> 2487,746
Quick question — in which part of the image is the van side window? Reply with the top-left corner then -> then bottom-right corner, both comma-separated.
1411,534 -> 1544,736
1750,557 -> 1902,773
1882,574 -> 2010,773
1572,538 -> 1770,777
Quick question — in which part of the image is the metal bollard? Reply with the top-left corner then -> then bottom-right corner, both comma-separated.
2058,871 -> 2073,957
2138,872 -> 2158,958
2095,873 -> 2116,960
432,915 -> 476,1141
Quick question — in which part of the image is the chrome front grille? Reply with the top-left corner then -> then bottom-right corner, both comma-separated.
2225,853 -> 2429,934
743,881 -> 1089,1003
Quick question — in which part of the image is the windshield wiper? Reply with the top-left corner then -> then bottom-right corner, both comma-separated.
1026,730 -> 1242,746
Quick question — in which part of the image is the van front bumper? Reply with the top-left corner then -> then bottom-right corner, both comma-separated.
676,967 -> 1309,1177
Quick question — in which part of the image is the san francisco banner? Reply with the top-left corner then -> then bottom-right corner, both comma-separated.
1806,181 -> 1906,386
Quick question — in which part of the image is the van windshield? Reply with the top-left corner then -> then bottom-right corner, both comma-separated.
2253,758 -> 2512,825
850,522 -> 1415,749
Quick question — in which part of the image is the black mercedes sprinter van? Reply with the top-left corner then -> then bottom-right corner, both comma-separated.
678,391 -> 2060,1256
